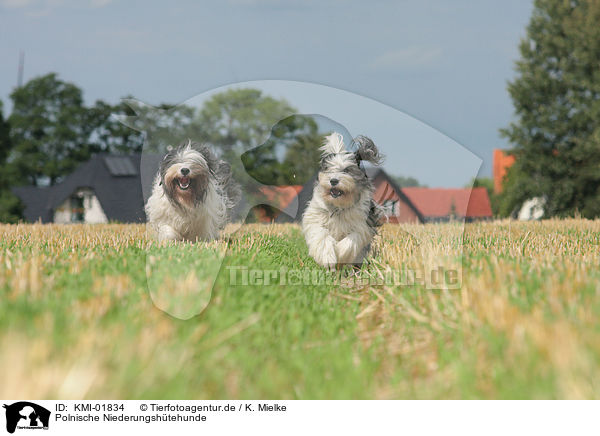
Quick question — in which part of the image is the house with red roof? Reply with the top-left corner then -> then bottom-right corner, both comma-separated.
368,167 -> 492,222
12,152 -> 493,225
265,167 -> 493,224
401,186 -> 492,222
367,168 -> 424,223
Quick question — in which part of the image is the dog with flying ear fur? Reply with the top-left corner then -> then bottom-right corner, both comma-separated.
302,132 -> 385,268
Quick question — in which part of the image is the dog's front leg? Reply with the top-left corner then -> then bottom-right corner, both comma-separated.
158,224 -> 181,242
305,227 -> 338,268
336,232 -> 369,265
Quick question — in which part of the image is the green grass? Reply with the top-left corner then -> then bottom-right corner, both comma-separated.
0,220 -> 599,399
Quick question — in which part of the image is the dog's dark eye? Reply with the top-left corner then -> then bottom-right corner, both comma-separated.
342,167 -> 351,173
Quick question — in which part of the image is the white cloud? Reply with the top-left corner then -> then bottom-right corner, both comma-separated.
369,46 -> 442,72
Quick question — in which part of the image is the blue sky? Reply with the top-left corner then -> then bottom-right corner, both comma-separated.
0,0 -> 533,186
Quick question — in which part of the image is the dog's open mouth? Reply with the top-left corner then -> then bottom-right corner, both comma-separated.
330,188 -> 344,198
177,176 -> 191,190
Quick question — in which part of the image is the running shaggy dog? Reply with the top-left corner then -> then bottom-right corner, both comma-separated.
302,132 -> 384,268
145,140 -> 240,242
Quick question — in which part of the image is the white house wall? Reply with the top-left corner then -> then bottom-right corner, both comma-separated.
53,189 -> 109,224
85,193 -> 109,223
53,203 -> 71,224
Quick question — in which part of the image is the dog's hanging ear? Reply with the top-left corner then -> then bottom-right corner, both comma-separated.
353,135 -> 383,166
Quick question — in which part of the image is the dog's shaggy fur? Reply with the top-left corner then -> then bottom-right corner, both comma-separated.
145,140 -> 240,242
302,132 -> 384,268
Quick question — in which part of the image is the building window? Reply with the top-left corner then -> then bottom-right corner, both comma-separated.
70,195 -> 85,223
383,199 -> 399,216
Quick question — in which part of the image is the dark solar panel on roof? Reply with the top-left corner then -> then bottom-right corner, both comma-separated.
104,156 -> 137,176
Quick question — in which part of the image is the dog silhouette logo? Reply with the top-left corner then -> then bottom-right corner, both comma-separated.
2,402 -> 50,434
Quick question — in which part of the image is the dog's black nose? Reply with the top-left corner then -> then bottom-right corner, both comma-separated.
330,178 -> 339,186
180,167 -> 190,176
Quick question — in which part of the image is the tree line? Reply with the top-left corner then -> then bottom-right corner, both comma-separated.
0,75 -> 325,222
499,0 -> 600,219
10,1 -> 597,227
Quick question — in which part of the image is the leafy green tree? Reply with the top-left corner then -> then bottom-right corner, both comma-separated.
88,99 -> 145,153
280,131 -> 323,184
120,100 -> 198,153
196,88 -> 296,160
0,100 -> 11,167
9,73 -> 97,185
122,90 -> 317,185
500,0 -> 600,218
0,100 -> 23,222
242,115 -> 323,186
391,175 -> 423,188
0,190 -> 23,223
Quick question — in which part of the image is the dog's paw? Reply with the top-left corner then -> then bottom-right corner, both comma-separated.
336,236 -> 361,264
322,249 -> 338,270
158,225 -> 180,242
311,236 -> 337,268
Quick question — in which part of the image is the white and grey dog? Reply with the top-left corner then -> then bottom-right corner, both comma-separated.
302,132 -> 384,268
145,140 -> 240,242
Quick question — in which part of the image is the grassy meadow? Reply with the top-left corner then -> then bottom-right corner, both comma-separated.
0,220 -> 599,399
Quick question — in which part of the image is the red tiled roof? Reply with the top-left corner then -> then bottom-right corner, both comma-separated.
258,185 -> 303,211
493,149 -> 516,194
401,187 -> 492,218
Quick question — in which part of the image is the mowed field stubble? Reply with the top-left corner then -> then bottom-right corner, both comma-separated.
0,220 -> 599,399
